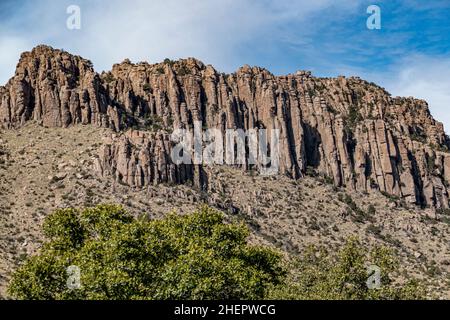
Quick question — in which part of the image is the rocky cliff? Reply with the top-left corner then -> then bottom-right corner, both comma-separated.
1,45 -> 450,208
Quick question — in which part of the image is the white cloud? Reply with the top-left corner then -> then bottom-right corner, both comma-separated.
380,55 -> 450,133
330,55 -> 450,134
0,36 -> 32,85
0,0 -> 355,84
2,0 -> 448,135
63,0 -> 356,72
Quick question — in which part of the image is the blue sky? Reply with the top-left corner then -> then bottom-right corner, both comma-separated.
1,0 -> 450,130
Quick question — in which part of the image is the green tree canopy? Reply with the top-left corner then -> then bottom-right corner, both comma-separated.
9,205 -> 426,300
8,205 -> 285,300
269,238 -> 426,300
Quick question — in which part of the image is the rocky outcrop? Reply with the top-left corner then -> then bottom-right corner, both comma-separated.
0,45 -> 121,130
1,45 -> 450,208
94,129 -> 207,189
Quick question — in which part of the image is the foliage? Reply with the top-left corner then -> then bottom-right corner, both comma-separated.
176,65 -> 191,76
142,114 -> 164,131
163,58 -> 175,66
103,72 -> 115,84
410,131 -> 427,143
436,208 -> 450,216
268,238 -> 426,300
338,193 -> 374,223
426,153 -> 436,174
142,83 -> 151,92
8,205 -> 285,300
344,105 -> 363,134
9,206 -> 426,301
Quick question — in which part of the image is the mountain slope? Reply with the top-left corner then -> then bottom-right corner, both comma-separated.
1,123 -> 450,299
1,46 -> 450,298
1,45 -> 450,208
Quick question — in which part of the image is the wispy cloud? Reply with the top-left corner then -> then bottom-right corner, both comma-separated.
382,55 -> 450,132
0,0 -> 355,83
335,54 -> 450,133
0,36 -> 30,83
0,0 -> 449,131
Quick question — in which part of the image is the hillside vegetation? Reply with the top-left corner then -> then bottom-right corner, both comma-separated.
9,205 -> 424,300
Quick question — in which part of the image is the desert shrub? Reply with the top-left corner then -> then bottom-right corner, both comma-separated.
143,83 -> 151,92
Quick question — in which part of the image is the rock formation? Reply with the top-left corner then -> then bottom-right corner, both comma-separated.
1,45 -> 450,208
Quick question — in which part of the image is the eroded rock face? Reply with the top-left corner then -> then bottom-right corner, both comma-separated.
95,129 -> 207,189
0,45 -> 120,130
2,45 -> 450,208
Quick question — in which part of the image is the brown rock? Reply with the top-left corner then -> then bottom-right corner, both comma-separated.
2,45 -> 450,208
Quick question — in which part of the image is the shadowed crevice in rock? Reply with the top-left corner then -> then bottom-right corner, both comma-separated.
303,123 -> 322,169
2,45 -> 450,208
408,150 -> 426,207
